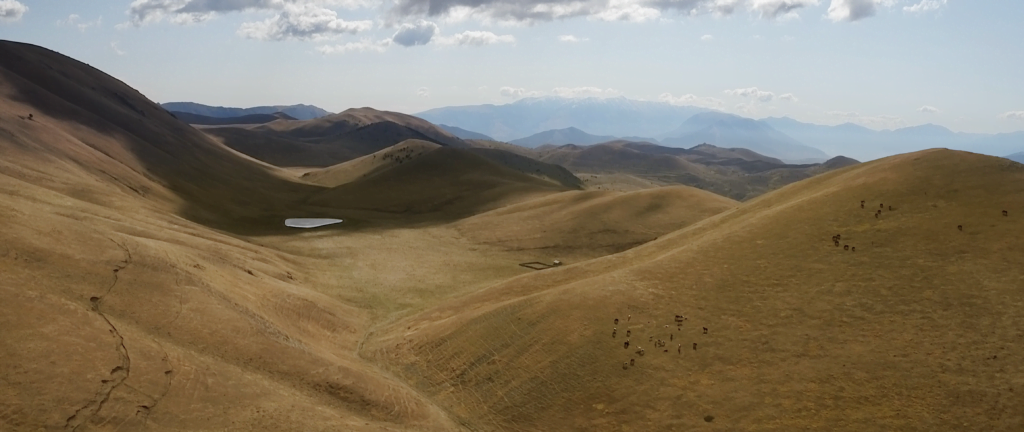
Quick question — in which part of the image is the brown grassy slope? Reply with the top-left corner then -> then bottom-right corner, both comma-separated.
465,147 -> 584,189
307,147 -> 572,220
300,139 -> 442,187
366,149 -> 1024,432
456,186 -> 737,259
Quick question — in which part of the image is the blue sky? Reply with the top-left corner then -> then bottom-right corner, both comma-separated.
1,0 -> 1022,133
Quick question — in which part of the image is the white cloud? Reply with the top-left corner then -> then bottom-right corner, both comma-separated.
591,0 -> 661,22
700,34 -> 713,41
59,14 -> 104,32
904,0 -> 946,13
779,93 -> 798,102
238,4 -> 373,41
552,87 -> 621,98
658,92 -> 724,109
750,0 -> 819,19
558,34 -> 588,42
389,0 -> 823,25
391,19 -> 438,46
316,38 -> 393,54
998,111 -> 1024,121
126,0 -> 378,28
110,41 -> 126,55
725,86 -> 776,102
416,87 -> 430,97
917,105 -> 940,114
0,0 -> 28,21
436,30 -> 515,46
826,0 -> 897,22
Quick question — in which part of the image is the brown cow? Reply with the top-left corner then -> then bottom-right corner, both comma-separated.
852,247 -> 856,252
844,245 -> 849,251
880,203 -> 884,209
1003,210 -> 1009,217
624,340 -> 630,349
626,330 -> 631,337
614,318 -> 619,325
623,362 -> 628,370
958,225 -> 963,231
703,327 -> 708,334
693,343 -> 697,351
630,359 -> 635,366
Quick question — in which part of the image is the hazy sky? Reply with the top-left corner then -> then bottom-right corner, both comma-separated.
2,0 -> 1022,133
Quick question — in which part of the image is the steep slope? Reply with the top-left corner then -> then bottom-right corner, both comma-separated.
456,185 -> 738,259
661,112 -> 829,163
367,149 -> 1024,432
161,101 -> 331,120
0,41 -> 536,432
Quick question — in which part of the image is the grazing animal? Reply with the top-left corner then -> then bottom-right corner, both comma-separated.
27,113 -> 33,120
626,330 -> 631,337
875,213 -> 879,219
614,318 -> 619,325
693,343 -> 697,351
703,327 -> 708,334
835,241 -> 840,247
958,225 -> 963,231
628,315 -> 631,321
880,203 -> 884,209
630,359 -> 635,366
861,200 -> 865,209
670,334 -> 673,341
852,247 -> 856,252
1003,210 -> 1008,217
678,344 -> 682,354
837,234 -> 841,240
889,206 -> 893,211
623,362 -> 628,370
624,341 -> 630,349
844,245 -> 849,251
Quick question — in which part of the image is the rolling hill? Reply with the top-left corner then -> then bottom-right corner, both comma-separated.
1006,152 -> 1024,164
365,148 -> 1024,432
5,39 -> 1022,432
533,141 -> 858,200
201,107 -> 469,167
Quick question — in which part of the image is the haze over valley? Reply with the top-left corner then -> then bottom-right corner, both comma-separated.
2,1 -> 1024,431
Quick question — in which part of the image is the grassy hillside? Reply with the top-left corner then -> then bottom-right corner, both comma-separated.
366,149 -> 1024,432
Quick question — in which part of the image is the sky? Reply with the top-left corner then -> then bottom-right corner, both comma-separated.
1,0 -> 1022,133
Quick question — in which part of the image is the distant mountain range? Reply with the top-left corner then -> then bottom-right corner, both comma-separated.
762,117 -> 1024,162
509,127 -> 658,148
659,112 -> 829,163
161,102 -> 332,120
170,111 -> 296,126
417,97 -> 1024,162
416,96 -> 708,142
1007,152 -> 1024,164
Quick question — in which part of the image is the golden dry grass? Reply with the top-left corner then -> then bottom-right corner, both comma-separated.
2,40 -> 1023,432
